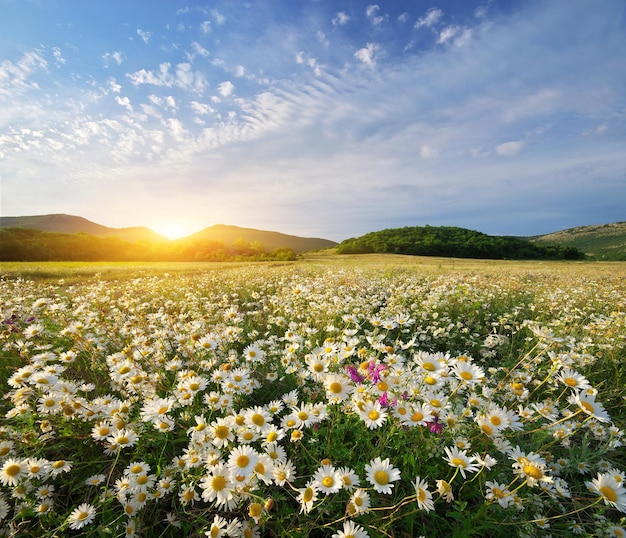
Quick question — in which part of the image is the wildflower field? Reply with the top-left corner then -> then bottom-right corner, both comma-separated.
1,255 -> 625,537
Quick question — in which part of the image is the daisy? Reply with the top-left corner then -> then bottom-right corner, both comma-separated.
332,520 -> 370,538
208,417 -> 235,448
0,458 -> 26,486
0,440 -> 14,459
35,484 -> 55,498
227,445 -> 259,479
67,503 -> 96,530
484,480 -> 514,508
452,359 -> 485,386
347,488 -> 371,516
400,402 -> 433,427
586,472 -> 626,512
338,466 -> 360,489
0,496 -> 10,520
443,447 -> 480,478
569,391 -> 611,423
360,400 -> 388,429
248,502 -> 264,524
323,373 -> 354,402
37,393 -> 62,414
261,425 -> 285,446
414,476 -> 434,511
35,499 -> 54,516
26,457 -> 50,479
607,526 -> 626,538
206,514 -> 228,538
313,463 -> 343,495
178,484 -> 200,505
272,459 -> 296,486
436,479 -> 454,502
558,367 -> 591,390
245,406 -> 272,432
253,454 -> 275,485
511,451 -> 553,487
297,481 -> 318,514
107,428 -> 139,451
365,457 -> 401,494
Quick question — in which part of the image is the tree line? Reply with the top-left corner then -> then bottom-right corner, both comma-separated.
336,225 -> 585,260
0,228 -> 297,262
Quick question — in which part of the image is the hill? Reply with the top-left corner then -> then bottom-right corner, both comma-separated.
530,222 -> 626,260
0,214 -> 168,243
184,224 -> 336,254
0,214 -> 337,261
337,225 -> 584,260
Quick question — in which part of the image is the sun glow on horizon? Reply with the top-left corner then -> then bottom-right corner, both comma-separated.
152,222 -> 196,240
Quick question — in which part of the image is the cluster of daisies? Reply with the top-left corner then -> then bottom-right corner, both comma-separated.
0,266 -> 625,537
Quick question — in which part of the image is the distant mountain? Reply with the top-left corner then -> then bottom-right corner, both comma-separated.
183,224 -> 337,254
0,214 -> 168,243
529,222 -> 626,260
0,214 -> 337,255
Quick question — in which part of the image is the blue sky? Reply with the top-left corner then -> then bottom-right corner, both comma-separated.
1,0 -> 624,240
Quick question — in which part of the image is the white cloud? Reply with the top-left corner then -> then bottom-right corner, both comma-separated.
212,10 -> 225,25
175,63 -> 194,88
115,96 -> 133,112
200,21 -> 211,34
217,80 -> 234,97
165,96 -> 176,109
126,63 -> 174,87
317,31 -> 329,48
190,101 -> 214,115
168,118 -> 187,142
0,50 -> 48,97
415,8 -> 443,29
108,79 -> 121,93
103,51 -> 124,67
332,12 -> 350,26
137,28 -> 152,44
355,43 -> 381,67
437,26 -> 460,44
52,47 -> 65,66
495,140 -> 525,156
366,5 -> 385,25
191,42 -> 210,58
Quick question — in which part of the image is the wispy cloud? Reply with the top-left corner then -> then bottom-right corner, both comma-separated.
354,43 -> 382,67
415,8 -> 443,29
136,28 -> 152,44
495,140 -> 525,156
332,12 -> 350,27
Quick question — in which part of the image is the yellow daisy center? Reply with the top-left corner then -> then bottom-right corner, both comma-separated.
374,470 -> 389,485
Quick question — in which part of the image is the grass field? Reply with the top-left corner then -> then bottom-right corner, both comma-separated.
1,256 -> 625,537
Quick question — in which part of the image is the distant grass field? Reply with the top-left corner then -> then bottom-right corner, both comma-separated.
1,253 -> 620,282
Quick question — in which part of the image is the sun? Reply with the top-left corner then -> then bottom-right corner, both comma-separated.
152,222 -> 194,240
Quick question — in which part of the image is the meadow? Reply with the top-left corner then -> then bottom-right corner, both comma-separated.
1,255 -> 625,537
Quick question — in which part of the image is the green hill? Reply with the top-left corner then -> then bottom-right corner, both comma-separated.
0,215 -> 337,261
184,224 -> 336,254
529,222 -> 626,260
0,214 -> 168,243
337,225 -> 584,260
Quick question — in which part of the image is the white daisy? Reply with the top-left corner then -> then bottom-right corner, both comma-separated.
365,457 -> 401,494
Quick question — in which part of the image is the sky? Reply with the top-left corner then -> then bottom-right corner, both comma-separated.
0,0 -> 624,241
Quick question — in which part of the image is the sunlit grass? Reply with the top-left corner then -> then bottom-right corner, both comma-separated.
0,257 -> 625,537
